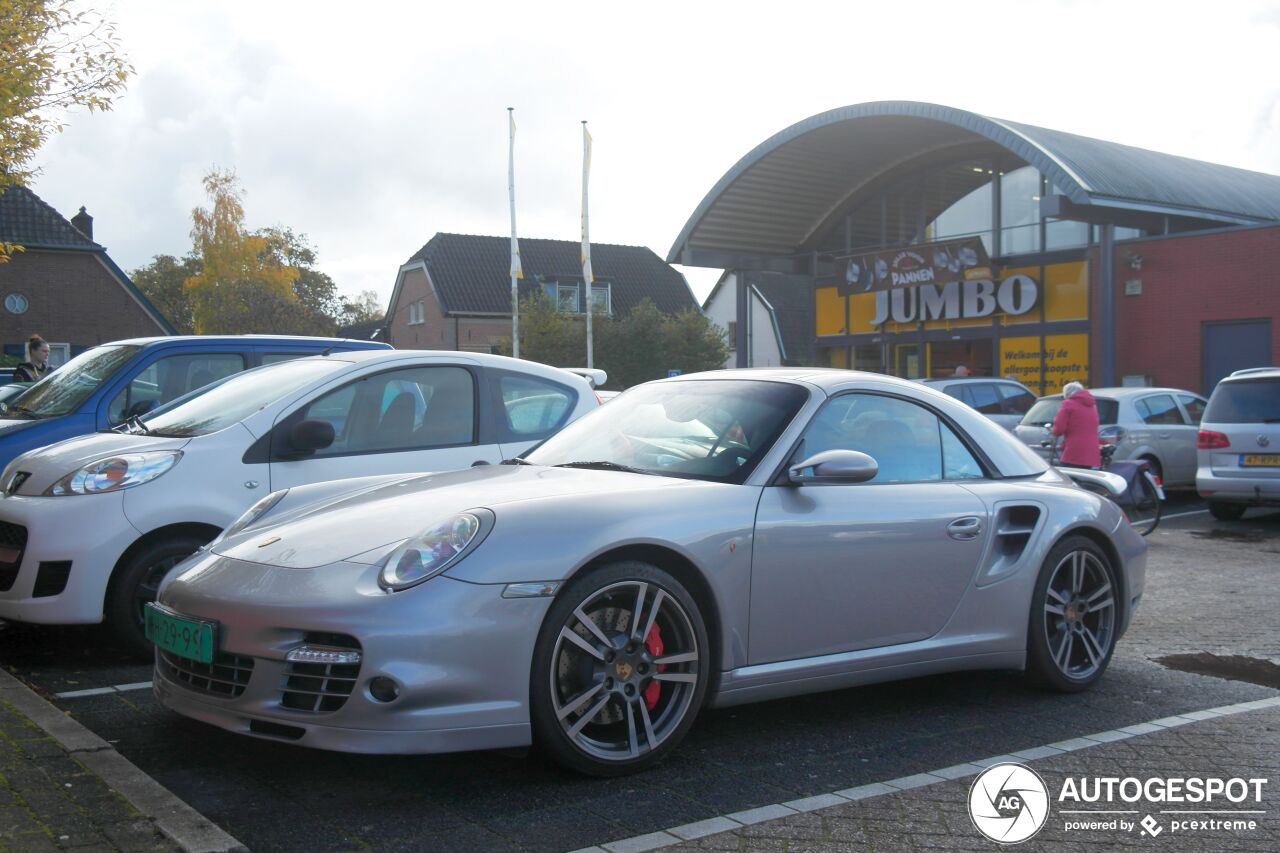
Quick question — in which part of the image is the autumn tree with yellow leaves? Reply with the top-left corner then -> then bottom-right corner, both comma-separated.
0,0 -> 132,260
183,169 -> 302,334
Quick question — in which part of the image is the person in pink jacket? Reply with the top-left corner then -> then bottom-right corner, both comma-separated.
1052,381 -> 1101,468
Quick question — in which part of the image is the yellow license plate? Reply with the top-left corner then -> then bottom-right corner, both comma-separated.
1241,454 -> 1280,467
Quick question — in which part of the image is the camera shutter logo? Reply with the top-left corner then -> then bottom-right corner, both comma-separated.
968,763 -> 1050,844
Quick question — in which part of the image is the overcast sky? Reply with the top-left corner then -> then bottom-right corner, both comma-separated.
29,0 -> 1280,309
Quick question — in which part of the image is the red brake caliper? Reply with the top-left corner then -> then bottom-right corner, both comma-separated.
643,623 -> 664,710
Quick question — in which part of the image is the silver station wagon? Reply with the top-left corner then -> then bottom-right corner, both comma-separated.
151,369 -> 1147,776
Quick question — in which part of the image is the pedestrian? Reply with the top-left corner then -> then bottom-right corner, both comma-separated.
1052,380 -> 1101,468
953,364 -> 970,377
13,335 -> 51,383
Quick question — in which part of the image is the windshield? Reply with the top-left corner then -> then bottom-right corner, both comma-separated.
1205,380 -> 1280,423
525,379 -> 810,483
141,359 -> 346,437
0,345 -> 140,419
1020,395 -> 1118,426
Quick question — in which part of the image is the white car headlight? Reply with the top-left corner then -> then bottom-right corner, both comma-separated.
45,451 -> 182,496
212,489 -> 290,546
378,509 -> 493,592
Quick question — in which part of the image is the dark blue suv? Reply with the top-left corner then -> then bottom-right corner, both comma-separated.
0,335 -> 390,470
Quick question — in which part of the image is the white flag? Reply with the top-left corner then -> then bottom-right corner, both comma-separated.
580,123 -> 593,286
508,110 -> 523,280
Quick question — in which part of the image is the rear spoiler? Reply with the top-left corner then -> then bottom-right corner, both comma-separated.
1059,467 -> 1128,499
564,368 -> 607,388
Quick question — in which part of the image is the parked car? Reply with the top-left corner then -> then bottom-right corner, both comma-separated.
920,377 -> 1036,430
1196,367 -> 1280,520
1013,387 -> 1208,487
0,335 -> 392,470
0,350 -> 598,651
150,369 -> 1145,775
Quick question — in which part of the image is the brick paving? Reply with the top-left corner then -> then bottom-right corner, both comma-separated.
656,704 -> 1280,852
0,693 -> 178,853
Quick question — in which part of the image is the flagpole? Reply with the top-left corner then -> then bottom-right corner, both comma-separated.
508,107 -> 522,359
581,120 -> 593,369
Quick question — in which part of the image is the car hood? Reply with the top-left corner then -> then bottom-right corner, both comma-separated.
213,464 -> 700,569
6,431 -> 190,496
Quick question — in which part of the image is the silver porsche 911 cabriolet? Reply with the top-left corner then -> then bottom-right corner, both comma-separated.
150,369 -> 1146,776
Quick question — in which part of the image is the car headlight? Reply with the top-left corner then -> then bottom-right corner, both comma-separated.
378,509 -> 493,592
212,489 -> 290,546
45,451 -> 182,496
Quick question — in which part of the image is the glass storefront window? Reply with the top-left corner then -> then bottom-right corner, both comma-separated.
924,161 -> 993,254
1000,166 -> 1041,255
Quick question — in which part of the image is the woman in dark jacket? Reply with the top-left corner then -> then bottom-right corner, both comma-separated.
13,334 -> 51,383
1051,381 -> 1101,468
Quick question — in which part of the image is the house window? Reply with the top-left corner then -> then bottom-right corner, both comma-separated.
589,283 -> 611,316
726,321 -> 737,351
556,284 -> 580,313
407,300 -> 426,325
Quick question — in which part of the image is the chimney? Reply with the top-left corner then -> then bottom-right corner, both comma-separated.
71,206 -> 93,241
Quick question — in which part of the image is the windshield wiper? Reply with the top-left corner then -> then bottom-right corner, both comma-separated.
500,457 -> 534,465
2,405 -> 41,420
553,461 -> 651,475
125,415 -> 151,435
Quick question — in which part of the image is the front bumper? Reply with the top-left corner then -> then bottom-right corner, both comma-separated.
0,491 -> 138,624
153,552 -> 551,754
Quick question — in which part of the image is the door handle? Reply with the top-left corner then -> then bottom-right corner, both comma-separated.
1158,433 -> 1170,439
946,516 -> 983,540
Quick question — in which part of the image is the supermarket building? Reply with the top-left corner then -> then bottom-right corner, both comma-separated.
673,102 -> 1280,394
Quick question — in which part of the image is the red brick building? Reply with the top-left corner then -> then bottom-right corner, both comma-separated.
0,186 -> 173,366
387,233 -> 698,353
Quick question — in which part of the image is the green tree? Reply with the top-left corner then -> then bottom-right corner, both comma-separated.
495,292 -> 584,366
1,0 -> 132,260
661,308 -> 730,378
338,290 -> 384,327
131,253 -> 200,333
184,169 -> 301,334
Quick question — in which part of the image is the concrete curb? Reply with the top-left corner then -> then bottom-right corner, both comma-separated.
0,666 -> 246,853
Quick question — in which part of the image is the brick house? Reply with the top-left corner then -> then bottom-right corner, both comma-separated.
386,234 -> 698,352
0,186 -> 173,366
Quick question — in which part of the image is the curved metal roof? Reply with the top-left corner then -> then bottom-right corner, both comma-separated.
669,101 -> 1280,264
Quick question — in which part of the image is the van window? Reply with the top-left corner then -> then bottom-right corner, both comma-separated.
108,353 -> 244,424
0,345 -> 140,419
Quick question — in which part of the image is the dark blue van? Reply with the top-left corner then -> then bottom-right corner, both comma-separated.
0,335 -> 390,470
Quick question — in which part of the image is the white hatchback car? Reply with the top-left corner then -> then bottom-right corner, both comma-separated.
0,350 -> 597,651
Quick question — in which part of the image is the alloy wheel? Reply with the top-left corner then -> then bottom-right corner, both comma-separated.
1042,549 -> 1116,681
549,580 -> 700,763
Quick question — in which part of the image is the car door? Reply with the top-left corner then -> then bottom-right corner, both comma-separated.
1134,393 -> 1195,484
268,363 -> 501,490
748,392 -> 991,665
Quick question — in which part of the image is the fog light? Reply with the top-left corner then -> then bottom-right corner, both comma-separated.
369,676 -> 400,703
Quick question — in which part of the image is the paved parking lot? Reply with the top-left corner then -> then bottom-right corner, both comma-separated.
1,496 -> 1276,852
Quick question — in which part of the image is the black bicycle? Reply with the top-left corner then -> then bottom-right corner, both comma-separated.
1043,439 -> 1162,536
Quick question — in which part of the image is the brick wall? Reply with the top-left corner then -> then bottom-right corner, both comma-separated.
1091,224 -> 1280,393
0,250 -> 167,356
387,266 -> 515,353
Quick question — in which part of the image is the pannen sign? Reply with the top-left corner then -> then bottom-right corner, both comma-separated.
835,237 -> 993,296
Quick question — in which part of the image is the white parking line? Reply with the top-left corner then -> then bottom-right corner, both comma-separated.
575,695 -> 1280,853
55,681 -> 153,699
1161,508 -> 1211,521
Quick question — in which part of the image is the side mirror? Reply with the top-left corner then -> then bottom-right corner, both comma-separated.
787,449 -> 878,485
285,419 -> 335,457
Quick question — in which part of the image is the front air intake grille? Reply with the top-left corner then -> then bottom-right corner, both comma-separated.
32,561 -> 71,598
0,520 -> 28,591
280,633 -> 362,713
158,649 -> 254,698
